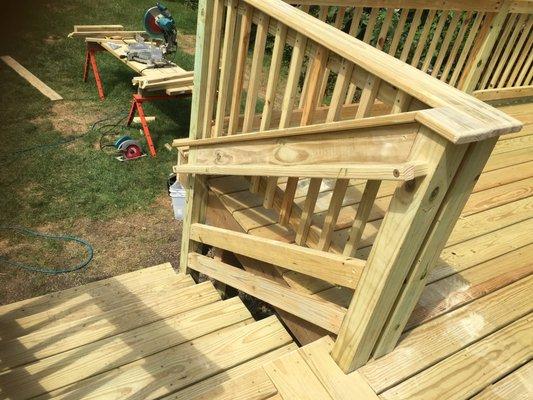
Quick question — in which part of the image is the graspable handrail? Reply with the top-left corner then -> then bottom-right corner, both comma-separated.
245,0 -> 522,142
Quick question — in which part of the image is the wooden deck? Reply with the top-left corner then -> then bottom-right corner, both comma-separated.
0,101 -> 531,398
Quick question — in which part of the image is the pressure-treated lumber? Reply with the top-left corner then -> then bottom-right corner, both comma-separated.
1,56 -> 62,100
0,298 -> 252,397
189,223 -> 365,288
188,253 -> 346,333
380,314 -> 533,400
472,361 -> 533,400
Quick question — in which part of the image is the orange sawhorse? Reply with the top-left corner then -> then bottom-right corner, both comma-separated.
126,93 -> 178,157
83,42 -> 106,101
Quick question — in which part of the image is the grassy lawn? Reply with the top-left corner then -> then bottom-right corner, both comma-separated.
0,0 -> 198,304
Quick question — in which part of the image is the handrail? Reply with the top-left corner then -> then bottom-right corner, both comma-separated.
244,0 -> 522,143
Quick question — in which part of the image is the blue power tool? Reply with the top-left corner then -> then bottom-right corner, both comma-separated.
143,3 -> 177,53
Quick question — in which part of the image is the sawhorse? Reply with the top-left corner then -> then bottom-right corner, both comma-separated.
83,42 -> 106,100
126,93 -> 179,157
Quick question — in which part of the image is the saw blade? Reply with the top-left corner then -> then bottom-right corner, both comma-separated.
143,6 -> 164,36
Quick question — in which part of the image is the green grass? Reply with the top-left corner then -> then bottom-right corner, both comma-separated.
0,0 -> 197,226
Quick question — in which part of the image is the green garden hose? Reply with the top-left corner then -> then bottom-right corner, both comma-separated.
0,226 -> 93,274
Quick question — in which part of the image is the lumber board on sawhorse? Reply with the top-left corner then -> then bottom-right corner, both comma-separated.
1,55 -> 62,100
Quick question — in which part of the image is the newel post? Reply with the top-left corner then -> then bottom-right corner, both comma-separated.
332,127 -> 474,373
178,0 -> 214,273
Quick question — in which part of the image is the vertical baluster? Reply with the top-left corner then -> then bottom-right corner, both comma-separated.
245,12 -> 270,194
261,21 -> 288,208
213,0 -> 238,137
278,23 -> 308,226
376,9 -> 394,51
441,12 -> 473,83
422,11 -> 448,73
228,5 -> 253,135
479,14 -> 517,88
399,8 -> 423,62
295,178 -> 322,245
431,12 -> 461,78
343,180 -> 381,257
449,12 -> 485,87
512,34 -> 533,86
388,9 -> 409,57
201,0 -> 225,138
496,15 -> 532,88
411,10 -> 436,68
344,7 -> 368,104
300,6 -> 328,108
317,7 -> 346,106
508,24 -> 533,86
391,91 -> 412,114
356,74 -> 381,118
318,179 -> 350,251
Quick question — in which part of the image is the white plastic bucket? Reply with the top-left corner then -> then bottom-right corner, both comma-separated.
169,181 -> 187,220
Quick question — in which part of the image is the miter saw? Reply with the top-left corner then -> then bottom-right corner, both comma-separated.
125,3 -> 178,67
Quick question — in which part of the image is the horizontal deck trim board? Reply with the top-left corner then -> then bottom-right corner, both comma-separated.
0,267 -> 193,342
472,361 -> 533,400
42,316 -> 292,400
0,298 -> 252,397
0,281 -> 220,370
166,343 -> 299,400
474,85 -> 533,102
359,275 -> 533,393
379,314 -> 533,400
173,112 -> 419,148
174,161 -> 428,181
188,253 -> 346,333
190,223 -> 364,288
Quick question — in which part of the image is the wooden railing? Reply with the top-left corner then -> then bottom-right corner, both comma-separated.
293,0 -> 533,101
174,0 -> 522,374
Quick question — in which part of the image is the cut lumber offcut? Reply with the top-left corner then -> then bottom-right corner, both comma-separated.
189,223 -> 365,288
132,116 -> 155,124
68,30 -> 145,38
188,253 -> 347,333
73,25 -> 124,32
1,56 -> 62,101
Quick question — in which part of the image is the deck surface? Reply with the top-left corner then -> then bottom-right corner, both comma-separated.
0,102 -> 531,399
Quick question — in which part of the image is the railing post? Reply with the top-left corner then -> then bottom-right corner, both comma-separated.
179,0 -> 215,273
331,127 -> 468,373
458,2 -> 511,93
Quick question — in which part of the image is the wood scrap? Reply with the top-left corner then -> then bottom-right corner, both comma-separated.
1,56 -> 63,101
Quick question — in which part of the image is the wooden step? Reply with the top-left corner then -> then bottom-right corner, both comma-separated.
0,298 -> 252,398
0,263 -> 187,340
43,315 -> 293,400
0,280 -> 220,370
188,253 -> 346,333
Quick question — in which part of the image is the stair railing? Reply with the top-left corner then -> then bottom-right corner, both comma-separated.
175,0 -> 522,374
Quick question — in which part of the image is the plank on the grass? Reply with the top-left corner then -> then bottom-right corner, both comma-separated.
188,253 -> 346,333
0,264 -> 187,339
472,361 -> 533,400
47,316 -> 292,400
299,336 -> 379,399
264,349 -> 332,399
1,56 -> 63,100
0,298 -> 251,397
379,314 -> 533,400
0,281 -> 220,369
166,344 -> 298,400
359,276 -> 533,393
